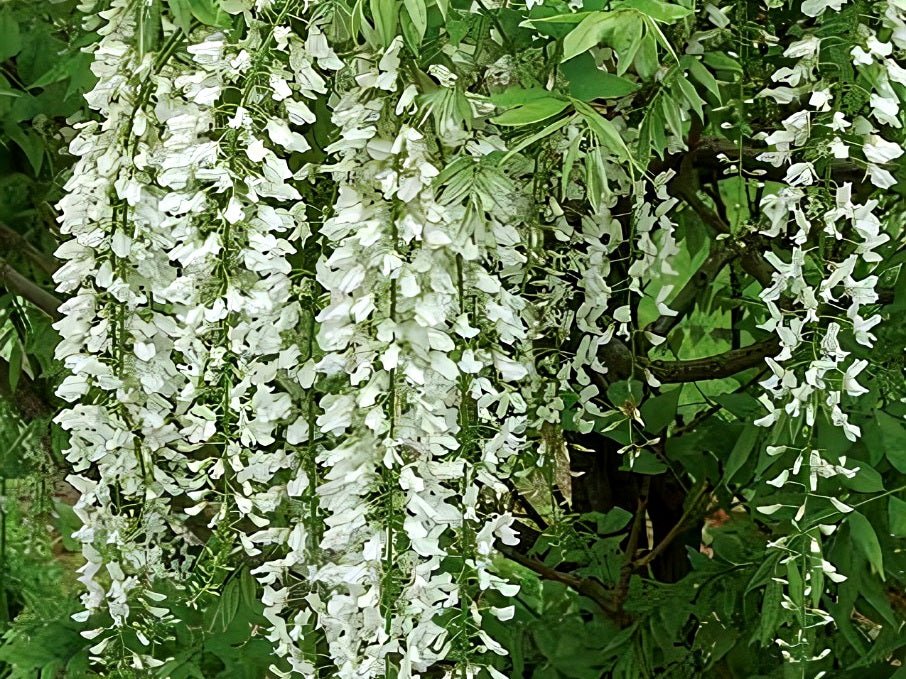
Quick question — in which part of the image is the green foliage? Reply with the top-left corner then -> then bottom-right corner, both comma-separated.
0,0 -> 903,678
0,1 -> 95,176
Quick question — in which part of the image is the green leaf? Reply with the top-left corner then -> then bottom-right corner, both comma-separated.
889,496 -> 906,537
591,507 -> 634,533
714,392 -> 762,420
745,550 -> 781,594
499,114 -> 572,164
621,0 -> 692,23
206,578 -> 241,633
892,259 -> 906,311
848,511 -> 885,580
0,85 -> 22,98
0,10 -> 21,62
561,53 -> 639,101
52,500 -> 82,552
489,88 -> 559,125
723,423 -> 758,485
4,123 -> 44,175
491,86 -> 557,107
638,98 -> 667,160
492,95 -> 570,126
26,59 -> 75,89
622,449 -> 668,474
875,410 -> 906,473
686,57 -> 722,100
572,99 -> 633,167
659,94 -> 684,139
561,10 -> 626,62
702,51 -> 742,74
64,52 -> 98,101
840,464 -> 884,493
403,0 -> 427,41
370,0 -> 400,47
640,388 -> 680,433
750,579 -> 782,646
7,340 -> 21,393
400,10 -> 421,54
561,129 -> 583,198
606,379 -> 643,409
166,0 -> 193,34
584,145 -> 609,213
786,559 -> 803,605
520,11 -> 594,38
239,568 -> 258,608
614,15 -> 645,74
186,0 -> 231,27
673,75 -> 704,120
632,31 -> 659,79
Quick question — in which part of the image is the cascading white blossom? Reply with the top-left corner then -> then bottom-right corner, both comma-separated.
54,1 -> 332,670
750,0 -> 903,664
49,0 -> 905,674
308,35 -> 531,676
755,2 -> 893,439
54,0 -> 182,638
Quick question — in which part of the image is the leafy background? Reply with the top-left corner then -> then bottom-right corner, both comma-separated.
0,0 -> 903,678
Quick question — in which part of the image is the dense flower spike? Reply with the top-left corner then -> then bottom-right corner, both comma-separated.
51,0 -> 904,675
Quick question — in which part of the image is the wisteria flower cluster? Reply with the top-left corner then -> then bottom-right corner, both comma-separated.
50,0 -> 906,675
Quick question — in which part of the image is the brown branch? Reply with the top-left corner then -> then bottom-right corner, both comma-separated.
675,179 -> 730,236
633,481 -> 708,570
615,476 -> 650,612
0,222 -> 58,276
647,337 -> 780,383
645,243 -> 739,342
495,542 -> 628,622
693,137 -> 872,185
0,258 -> 62,321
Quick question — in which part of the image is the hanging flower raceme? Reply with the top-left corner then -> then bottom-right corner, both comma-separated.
748,0 -> 905,665
308,32 -> 535,676
49,0 -> 906,675
55,0 -> 332,670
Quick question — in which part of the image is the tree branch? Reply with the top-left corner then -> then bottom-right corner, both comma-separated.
645,243 -> 739,342
495,542 -> 628,622
615,476 -> 649,612
633,481 -> 708,570
671,169 -> 775,288
0,222 -> 58,276
647,337 -> 780,383
692,137 -> 873,185
0,258 -> 62,321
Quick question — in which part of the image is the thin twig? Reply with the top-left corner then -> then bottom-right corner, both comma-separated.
496,542 -> 625,620
615,476 -> 650,611
633,481 -> 709,570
